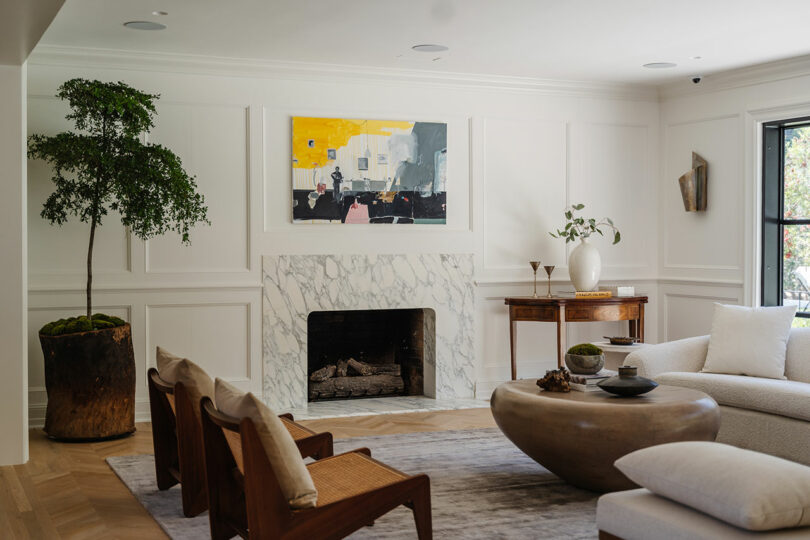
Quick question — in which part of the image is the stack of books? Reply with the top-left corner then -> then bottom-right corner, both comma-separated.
557,290 -> 613,298
569,369 -> 617,392
557,287 -> 637,299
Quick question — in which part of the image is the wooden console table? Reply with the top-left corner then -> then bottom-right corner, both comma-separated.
504,295 -> 648,380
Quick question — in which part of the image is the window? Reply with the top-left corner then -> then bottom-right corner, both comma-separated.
762,117 -> 810,326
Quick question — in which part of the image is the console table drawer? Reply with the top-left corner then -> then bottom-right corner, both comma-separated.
565,305 -> 639,322
511,306 -> 555,321
565,307 -> 593,321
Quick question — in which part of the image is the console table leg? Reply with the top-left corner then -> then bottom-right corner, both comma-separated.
557,306 -> 566,368
510,318 -> 517,381
639,303 -> 645,342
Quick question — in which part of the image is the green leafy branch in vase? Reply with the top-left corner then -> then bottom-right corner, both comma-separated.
549,204 -> 621,244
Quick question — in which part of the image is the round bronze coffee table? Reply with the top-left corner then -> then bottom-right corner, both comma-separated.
490,380 -> 720,492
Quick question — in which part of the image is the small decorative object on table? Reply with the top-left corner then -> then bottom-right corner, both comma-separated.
543,265 -> 555,297
529,261 -> 542,298
569,369 -> 615,392
597,366 -> 658,396
536,368 -> 571,392
549,204 -> 621,292
604,336 -> 639,346
564,343 -> 605,374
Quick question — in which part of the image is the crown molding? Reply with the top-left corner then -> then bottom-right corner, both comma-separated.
28,45 -> 658,101
659,54 -> 810,100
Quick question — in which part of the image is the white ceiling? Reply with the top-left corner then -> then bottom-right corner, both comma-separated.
0,0 -> 64,64
37,0 -> 810,84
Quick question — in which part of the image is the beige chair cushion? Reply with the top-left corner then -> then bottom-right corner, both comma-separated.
214,378 -> 317,509
702,303 -> 795,380
615,442 -> 810,531
155,347 -> 215,420
655,371 -> 810,422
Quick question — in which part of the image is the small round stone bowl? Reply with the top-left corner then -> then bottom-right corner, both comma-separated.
564,353 -> 605,375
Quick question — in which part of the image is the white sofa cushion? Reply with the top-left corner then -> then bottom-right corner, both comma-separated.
614,442 -> 810,532
702,304 -> 796,380
598,489 -> 810,540
786,327 -> 810,384
656,371 -> 810,422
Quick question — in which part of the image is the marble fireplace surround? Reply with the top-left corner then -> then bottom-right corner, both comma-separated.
262,254 -> 474,410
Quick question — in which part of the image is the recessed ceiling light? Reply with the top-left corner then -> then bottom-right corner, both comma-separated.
643,62 -> 677,69
412,44 -> 448,53
123,21 -> 166,31
691,56 -> 703,60
152,11 -> 168,16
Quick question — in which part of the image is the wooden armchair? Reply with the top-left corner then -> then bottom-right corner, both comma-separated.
148,367 -> 209,517
148,369 -> 334,519
200,397 -> 432,539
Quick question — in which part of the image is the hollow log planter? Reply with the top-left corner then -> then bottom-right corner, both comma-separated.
39,324 -> 136,440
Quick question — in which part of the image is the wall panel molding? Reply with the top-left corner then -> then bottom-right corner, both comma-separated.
144,103 -> 251,275
660,285 -> 743,342
144,301 -> 255,387
661,114 -> 744,277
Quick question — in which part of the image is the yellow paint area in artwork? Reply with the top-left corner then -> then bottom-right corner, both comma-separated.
292,117 -> 414,169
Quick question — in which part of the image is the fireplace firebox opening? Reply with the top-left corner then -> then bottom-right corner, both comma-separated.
307,308 -> 434,402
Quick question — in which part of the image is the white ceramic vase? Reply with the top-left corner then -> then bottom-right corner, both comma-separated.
568,238 -> 601,291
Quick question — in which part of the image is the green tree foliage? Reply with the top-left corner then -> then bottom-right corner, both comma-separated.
29,79 -> 210,319
782,127 -> 810,295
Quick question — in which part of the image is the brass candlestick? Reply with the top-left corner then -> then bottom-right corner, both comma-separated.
544,265 -> 555,297
530,261 -> 541,298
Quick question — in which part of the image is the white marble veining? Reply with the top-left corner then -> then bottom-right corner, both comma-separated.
285,396 -> 488,420
262,254 -> 475,409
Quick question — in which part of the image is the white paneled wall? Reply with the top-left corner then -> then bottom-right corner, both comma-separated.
146,103 -> 251,274
26,48 -> 661,423
658,63 -> 810,341
480,117 -> 567,276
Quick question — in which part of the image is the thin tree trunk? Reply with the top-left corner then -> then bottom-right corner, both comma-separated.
86,216 -> 97,318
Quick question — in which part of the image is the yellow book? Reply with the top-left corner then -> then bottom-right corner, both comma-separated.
575,291 -> 612,298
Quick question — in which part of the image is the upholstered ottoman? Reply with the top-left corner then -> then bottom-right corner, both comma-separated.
598,489 -> 810,539
596,442 -> 810,539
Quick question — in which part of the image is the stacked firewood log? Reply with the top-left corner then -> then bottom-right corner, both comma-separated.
308,358 -> 404,400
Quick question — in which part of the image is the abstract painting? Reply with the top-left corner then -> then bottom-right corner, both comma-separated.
292,117 -> 447,224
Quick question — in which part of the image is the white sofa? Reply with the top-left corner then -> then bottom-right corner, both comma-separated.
624,328 -> 810,465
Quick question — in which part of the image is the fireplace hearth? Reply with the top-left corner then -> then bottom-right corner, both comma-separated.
307,308 -> 433,402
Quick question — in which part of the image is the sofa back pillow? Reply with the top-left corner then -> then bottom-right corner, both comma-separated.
615,441 -> 810,531
702,303 -> 796,380
214,378 -> 317,509
156,347 -> 215,420
785,327 -> 810,383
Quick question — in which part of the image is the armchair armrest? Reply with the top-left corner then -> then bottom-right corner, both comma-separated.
624,335 -> 710,378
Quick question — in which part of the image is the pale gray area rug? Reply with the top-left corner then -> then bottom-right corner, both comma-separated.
107,428 -> 598,539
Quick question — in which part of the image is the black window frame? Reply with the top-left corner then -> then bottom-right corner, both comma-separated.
762,116 -> 810,319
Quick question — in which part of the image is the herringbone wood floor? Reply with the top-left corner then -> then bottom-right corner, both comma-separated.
0,407 -> 494,539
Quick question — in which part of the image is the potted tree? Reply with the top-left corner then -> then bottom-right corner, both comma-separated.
29,79 -> 209,440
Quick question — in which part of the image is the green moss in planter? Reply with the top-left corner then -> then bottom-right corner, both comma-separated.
40,313 -> 126,336
567,343 -> 603,356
